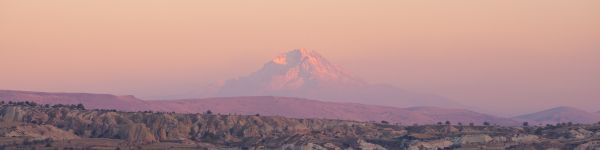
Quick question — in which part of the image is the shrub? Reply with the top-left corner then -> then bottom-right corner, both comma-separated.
483,122 -> 490,126
76,103 -> 85,110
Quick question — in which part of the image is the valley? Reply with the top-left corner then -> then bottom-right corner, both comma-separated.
1,102 -> 600,149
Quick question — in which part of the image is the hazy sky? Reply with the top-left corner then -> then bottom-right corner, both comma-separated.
1,0 -> 599,116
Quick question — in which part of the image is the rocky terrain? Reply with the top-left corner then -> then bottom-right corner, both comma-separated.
1,102 -> 600,150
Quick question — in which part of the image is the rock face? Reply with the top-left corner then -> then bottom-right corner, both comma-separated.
356,139 -> 388,150
215,49 -> 461,108
510,134 -> 539,143
575,141 -> 600,150
568,128 -> 594,139
3,124 -> 80,140
407,140 -> 453,150
459,134 -> 493,144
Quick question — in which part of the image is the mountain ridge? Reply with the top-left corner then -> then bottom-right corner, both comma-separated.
514,106 -> 600,124
5,89 -> 600,125
0,89 -> 516,125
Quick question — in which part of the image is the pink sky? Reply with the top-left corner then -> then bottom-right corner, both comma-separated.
1,0 -> 599,116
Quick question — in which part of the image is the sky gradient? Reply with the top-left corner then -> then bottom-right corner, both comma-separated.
1,0 -> 599,116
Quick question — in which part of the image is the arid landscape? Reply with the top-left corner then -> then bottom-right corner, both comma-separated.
1,49 -> 600,149
2,0 -> 599,149
1,102 -> 600,149
0,49 -> 599,149
1,49 -> 599,128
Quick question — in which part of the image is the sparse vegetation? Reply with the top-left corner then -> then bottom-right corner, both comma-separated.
380,120 -> 389,124
483,121 -> 490,126
1,103 -> 600,149
76,103 -> 85,110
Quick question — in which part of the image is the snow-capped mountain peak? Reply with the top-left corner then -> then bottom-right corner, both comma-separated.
215,49 -> 459,109
270,48 -> 321,65
256,49 -> 365,87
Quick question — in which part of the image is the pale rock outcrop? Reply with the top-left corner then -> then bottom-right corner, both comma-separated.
279,143 -> 327,150
4,124 -> 79,140
0,106 -> 26,122
357,139 -> 387,150
0,105 -> 386,148
574,140 -> 600,150
492,136 -> 508,143
408,139 -> 454,150
459,134 -> 493,144
569,128 -> 593,139
510,134 -> 539,143
323,143 -> 342,150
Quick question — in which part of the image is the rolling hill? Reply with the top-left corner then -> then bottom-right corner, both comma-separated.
0,90 -> 516,125
514,106 -> 600,124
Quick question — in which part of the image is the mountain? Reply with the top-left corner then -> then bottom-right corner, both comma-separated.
405,107 -> 517,125
514,106 -> 600,124
215,49 -> 461,108
0,90 -> 153,111
153,97 -> 517,125
0,90 -> 516,125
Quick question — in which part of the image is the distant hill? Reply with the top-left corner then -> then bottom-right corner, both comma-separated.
514,106 -> 600,124
0,90 -> 516,125
0,90 -> 153,111
153,97 -> 517,125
